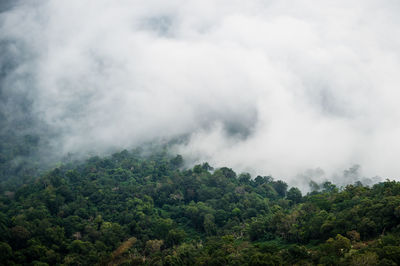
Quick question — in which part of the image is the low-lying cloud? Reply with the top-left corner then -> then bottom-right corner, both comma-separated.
1,0 -> 400,186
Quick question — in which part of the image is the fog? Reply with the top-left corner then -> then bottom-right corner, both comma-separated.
1,0 -> 400,187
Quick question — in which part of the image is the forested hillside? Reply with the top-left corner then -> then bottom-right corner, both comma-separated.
1,149 -> 400,265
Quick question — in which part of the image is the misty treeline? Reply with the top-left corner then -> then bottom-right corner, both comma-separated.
0,102 -> 53,192
1,149 -> 400,265
0,36 -> 58,192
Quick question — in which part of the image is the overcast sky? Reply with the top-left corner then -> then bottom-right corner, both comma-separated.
1,0 -> 400,187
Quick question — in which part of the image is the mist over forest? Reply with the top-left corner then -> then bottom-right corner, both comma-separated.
3,1 -> 400,265
2,1 -> 400,188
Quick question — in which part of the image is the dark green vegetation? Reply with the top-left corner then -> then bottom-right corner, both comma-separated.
1,149 -> 400,265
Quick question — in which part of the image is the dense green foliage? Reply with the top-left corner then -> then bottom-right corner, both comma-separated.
1,149 -> 400,265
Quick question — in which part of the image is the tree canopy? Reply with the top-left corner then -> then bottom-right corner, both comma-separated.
1,149 -> 400,265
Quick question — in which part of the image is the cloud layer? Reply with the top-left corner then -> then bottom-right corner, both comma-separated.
2,0 -> 400,186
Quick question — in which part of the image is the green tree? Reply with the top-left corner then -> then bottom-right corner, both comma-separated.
287,187 -> 302,204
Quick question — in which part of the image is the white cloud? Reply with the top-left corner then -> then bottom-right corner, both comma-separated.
2,0 -> 400,185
